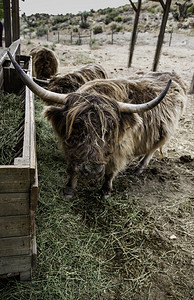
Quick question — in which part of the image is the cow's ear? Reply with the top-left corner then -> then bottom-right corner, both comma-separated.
120,112 -> 141,130
43,106 -> 63,121
43,106 -> 66,136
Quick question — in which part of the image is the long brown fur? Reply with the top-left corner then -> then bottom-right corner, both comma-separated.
47,64 -> 108,93
30,46 -> 59,79
44,71 -> 187,198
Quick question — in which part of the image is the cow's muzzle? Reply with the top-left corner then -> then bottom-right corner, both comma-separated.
79,162 -> 105,179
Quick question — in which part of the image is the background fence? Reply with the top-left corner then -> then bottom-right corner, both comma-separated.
23,29 -> 120,46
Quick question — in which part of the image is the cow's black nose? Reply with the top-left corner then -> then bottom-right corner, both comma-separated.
80,163 -> 105,178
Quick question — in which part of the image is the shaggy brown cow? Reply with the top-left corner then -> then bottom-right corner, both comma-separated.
29,46 -> 59,79
35,63 -> 108,93
8,51 -> 187,199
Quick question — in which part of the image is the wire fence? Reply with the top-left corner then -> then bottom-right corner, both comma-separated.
23,29 -> 119,46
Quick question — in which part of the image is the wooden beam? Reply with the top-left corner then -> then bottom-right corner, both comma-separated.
12,0 -> 20,47
3,0 -> 11,47
152,0 -> 172,71
128,0 -> 142,68
129,0 -> 137,13
158,0 -> 165,10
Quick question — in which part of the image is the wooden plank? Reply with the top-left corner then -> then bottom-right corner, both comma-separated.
30,165 -> 38,212
0,166 -> 31,193
22,83 -> 31,164
3,66 -> 25,93
0,166 -> 30,182
29,76 -> 36,170
32,236 -> 37,271
0,193 -> 29,216
0,67 -> 4,89
14,57 -> 37,172
0,255 -> 31,275
0,183 -> 30,193
0,236 -> 30,256
0,215 -> 30,238
12,1 -> 20,45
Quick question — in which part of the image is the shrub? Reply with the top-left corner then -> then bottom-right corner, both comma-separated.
111,22 -> 118,30
89,38 -> 98,49
115,25 -> 123,32
29,27 -> 35,32
104,11 -> 119,25
80,22 -> 90,29
36,27 -> 47,36
93,25 -> 103,35
52,25 -> 58,31
123,16 -> 133,23
52,16 -> 68,25
187,4 -> 194,14
148,7 -> 156,13
114,16 -> 122,22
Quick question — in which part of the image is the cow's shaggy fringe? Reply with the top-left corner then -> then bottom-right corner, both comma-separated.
45,93 -> 121,164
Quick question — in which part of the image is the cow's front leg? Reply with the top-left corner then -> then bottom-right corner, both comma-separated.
101,173 -> 114,199
63,165 -> 77,200
135,138 -> 167,174
135,152 -> 154,174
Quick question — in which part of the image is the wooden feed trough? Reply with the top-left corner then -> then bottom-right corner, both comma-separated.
0,41 -> 38,280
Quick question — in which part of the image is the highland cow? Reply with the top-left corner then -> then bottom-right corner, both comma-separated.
34,63 -> 108,94
8,51 -> 187,199
29,46 -> 59,79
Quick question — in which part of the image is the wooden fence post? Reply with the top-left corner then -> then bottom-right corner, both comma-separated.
3,0 -> 12,47
78,32 -> 81,45
169,29 -> 173,46
189,73 -> 194,94
152,0 -> 172,71
12,0 -> 20,43
111,29 -> 114,44
128,0 -> 142,68
70,32 -> 72,44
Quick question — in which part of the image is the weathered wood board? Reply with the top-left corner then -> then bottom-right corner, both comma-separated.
0,42 -> 38,280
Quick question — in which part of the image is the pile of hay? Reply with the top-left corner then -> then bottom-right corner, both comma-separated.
0,90 -> 24,165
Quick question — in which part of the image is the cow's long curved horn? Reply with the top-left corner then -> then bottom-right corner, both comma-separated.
33,77 -> 50,86
7,51 -> 66,105
118,79 -> 171,113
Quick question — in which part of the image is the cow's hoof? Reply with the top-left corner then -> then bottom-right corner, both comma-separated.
63,187 -> 75,200
100,189 -> 112,199
134,165 -> 144,175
